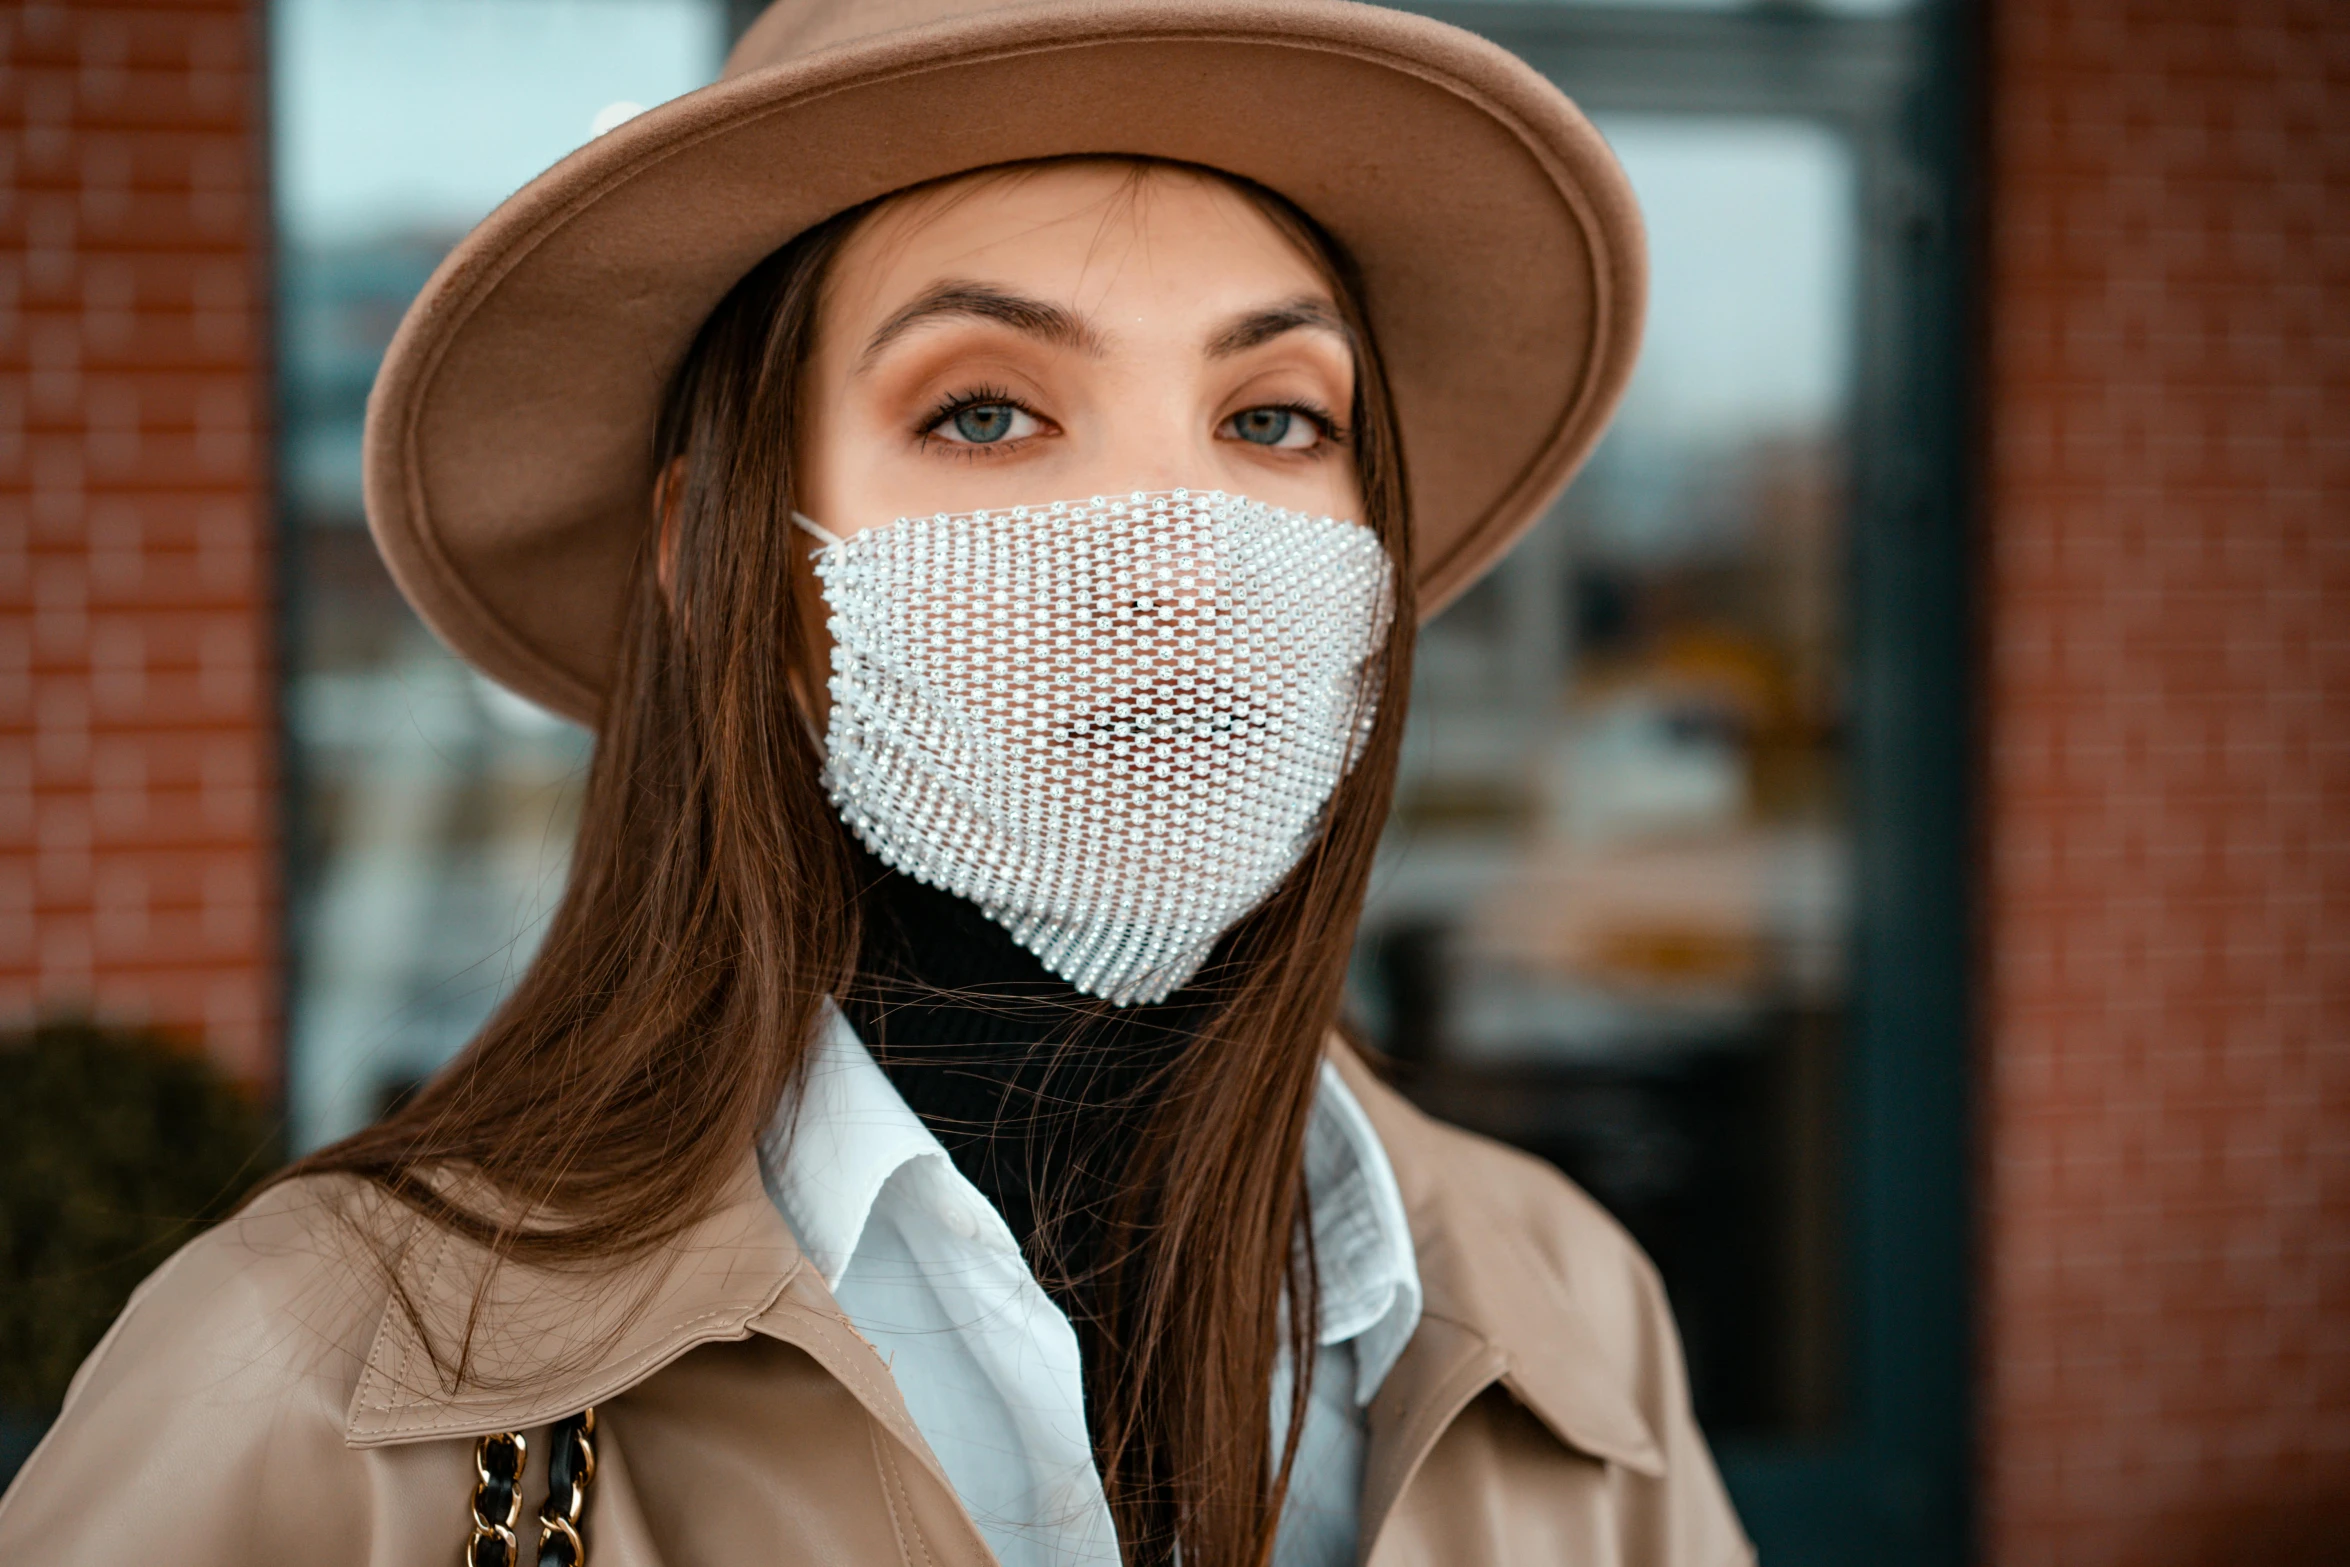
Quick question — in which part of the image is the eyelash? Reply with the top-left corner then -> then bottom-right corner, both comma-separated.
916,384 -> 1036,458
1248,399 -> 1348,447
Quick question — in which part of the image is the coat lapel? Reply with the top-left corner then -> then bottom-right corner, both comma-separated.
1330,1041 -> 1666,1540
343,1156 -> 905,1451
344,1157 -> 802,1444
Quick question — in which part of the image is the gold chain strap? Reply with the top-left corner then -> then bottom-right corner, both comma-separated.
464,1408 -> 597,1567
537,1409 -> 599,1566
466,1430 -> 527,1567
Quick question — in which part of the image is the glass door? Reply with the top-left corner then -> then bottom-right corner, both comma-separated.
1367,5 -> 1973,1561
1361,109 -> 1860,1436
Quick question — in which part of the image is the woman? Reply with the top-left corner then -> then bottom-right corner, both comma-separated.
0,3 -> 1749,1564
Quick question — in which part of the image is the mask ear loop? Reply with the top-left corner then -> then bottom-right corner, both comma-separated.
792,511 -> 846,550
787,512 -> 839,751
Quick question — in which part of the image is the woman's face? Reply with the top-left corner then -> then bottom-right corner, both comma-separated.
796,162 -> 1363,536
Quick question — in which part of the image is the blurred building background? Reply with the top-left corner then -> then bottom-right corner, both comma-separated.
2,0 -> 2342,1562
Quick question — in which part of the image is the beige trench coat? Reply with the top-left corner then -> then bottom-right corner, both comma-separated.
0,1045 -> 1753,1566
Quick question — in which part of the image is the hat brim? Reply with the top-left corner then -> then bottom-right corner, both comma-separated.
363,0 -> 1645,724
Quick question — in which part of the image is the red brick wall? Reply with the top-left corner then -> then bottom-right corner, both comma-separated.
1982,1 -> 2349,1561
0,1 -> 277,1086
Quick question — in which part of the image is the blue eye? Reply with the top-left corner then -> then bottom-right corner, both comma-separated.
1231,408 -> 1294,446
952,404 -> 1018,443
927,399 -> 1042,447
1221,405 -> 1327,450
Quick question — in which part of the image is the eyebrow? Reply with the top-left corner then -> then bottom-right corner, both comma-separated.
859,281 -> 1104,367
1207,297 -> 1350,358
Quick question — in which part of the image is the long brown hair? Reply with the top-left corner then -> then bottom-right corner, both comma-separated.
287,158 -> 1415,1567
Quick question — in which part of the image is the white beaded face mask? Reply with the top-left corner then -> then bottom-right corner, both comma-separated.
799,489 -> 1394,1006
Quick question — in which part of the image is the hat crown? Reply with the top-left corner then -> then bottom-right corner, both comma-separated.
727,0 -> 1023,77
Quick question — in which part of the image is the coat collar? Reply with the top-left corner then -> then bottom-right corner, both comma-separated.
341,1153 -> 969,1540
1327,1046 -> 1668,1480
345,1038 -> 1660,1490
343,1157 -> 807,1446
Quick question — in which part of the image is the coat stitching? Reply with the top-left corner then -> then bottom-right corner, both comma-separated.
760,1303 -> 930,1453
362,1301 -> 761,1436
365,1220 -> 455,1419
867,1417 -> 938,1567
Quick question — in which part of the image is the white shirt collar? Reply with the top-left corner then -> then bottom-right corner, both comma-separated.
1300,1054 -> 1424,1403
760,1008 -> 1422,1406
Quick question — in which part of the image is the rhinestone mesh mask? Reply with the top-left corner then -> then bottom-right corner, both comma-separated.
805,489 -> 1394,1006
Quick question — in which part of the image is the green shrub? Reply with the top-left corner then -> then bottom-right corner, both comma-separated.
0,1020 -> 280,1414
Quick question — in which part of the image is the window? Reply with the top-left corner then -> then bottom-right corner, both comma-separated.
273,0 -> 725,1151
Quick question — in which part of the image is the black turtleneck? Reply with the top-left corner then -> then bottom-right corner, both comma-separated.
835,842 -> 1213,1433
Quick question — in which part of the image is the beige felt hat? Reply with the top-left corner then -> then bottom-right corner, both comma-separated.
363,0 -> 1646,724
